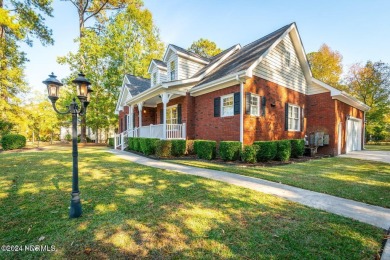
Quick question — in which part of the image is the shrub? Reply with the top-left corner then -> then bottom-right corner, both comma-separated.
241,145 -> 258,163
108,138 -> 114,147
253,141 -> 277,162
133,137 -> 141,152
140,138 -> 159,155
155,140 -> 172,158
290,139 -> 305,158
275,140 -> 291,162
186,140 -> 195,155
1,134 -> 26,150
65,133 -> 71,142
128,137 -> 134,150
171,140 -> 186,157
219,141 -> 241,161
194,140 -> 216,160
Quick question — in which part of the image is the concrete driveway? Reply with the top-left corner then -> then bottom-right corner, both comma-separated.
339,150 -> 390,164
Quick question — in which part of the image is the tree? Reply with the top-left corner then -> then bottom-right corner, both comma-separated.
307,44 -> 343,88
0,0 -> 54,122
63,0 -> 139,142
345,61 -> 390,141
188,38 -> 222,58
58,3 -> 164,142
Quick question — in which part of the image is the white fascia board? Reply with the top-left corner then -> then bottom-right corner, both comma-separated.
332,93 -> 370,112
311,78 -> 341,96
127,85 -> 164,105
162,78 -> 199,88
148,60 -> 167,73
190,70 -> 248,96
163,45 -> 176,62
176,52 -> 209,65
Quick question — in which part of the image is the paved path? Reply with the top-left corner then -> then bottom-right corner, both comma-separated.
339,150 -> 390,164
108,149 -> 390,258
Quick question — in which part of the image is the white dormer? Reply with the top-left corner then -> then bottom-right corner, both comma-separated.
163,45 -> 209,81
148,59 -> 167,87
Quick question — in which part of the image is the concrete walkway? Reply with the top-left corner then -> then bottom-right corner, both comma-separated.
108,149 -> 390,258
339,150 -> 390,164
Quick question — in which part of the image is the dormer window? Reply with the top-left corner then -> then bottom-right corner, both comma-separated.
152,72 -> 157,86
170,61 -> 175,80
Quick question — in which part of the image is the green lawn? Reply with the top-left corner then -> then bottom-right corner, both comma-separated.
0,146 -> 384,259
168,157 -> 390,208
365,144 -> 390,151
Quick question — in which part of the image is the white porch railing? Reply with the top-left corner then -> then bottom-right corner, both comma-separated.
115,123 -> 186,150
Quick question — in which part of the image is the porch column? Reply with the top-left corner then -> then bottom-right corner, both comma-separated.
129,105 -> 134,130
137,102 -> 144,128
161,93 -> 172,139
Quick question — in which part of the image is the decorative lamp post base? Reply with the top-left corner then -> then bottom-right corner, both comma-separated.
69,192 -> 82,218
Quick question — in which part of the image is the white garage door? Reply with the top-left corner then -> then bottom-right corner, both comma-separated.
346,118 -> 362,153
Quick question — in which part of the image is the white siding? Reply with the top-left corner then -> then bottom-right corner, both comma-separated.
254,33 -> 307,94
177,56 -> 205,80
166,50 -> 178,81
150,65 -> 167,87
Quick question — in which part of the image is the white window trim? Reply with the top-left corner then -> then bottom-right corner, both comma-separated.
152,72 -> 157,86
284,50 -> 291,68
221,93 -> 234,117
170,61 -> 175,81
250,94 -> 260,116
166,104 -> 178,124
287,103 -> 300,132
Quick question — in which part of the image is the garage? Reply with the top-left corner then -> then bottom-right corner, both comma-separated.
346,117 -> 362,153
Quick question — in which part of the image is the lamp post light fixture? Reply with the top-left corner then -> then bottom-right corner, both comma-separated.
42,72 -> 92,218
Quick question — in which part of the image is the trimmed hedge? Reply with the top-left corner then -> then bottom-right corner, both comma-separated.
133,137 -> 141,152
140,138 -> 159,155
241,145 -> 258,163
1,134 -> 26,150
253,141 -> 277,162
171,140 -> 186,157
290,139 -> 305,158
219,141 -> 241,161
275,140 -> 291,162
194,140 -> 216,160
108,138 -> 114,147
156,140 -> 172,158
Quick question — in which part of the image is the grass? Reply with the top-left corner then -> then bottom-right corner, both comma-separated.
168,157 -> 390,208
365,144 -> 390,151
0,146 -> 385,259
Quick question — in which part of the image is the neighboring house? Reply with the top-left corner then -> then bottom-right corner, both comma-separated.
60,126 -> 114,143
115,23 -> 369,155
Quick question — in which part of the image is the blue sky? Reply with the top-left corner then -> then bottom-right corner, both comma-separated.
23,0 -> 390,94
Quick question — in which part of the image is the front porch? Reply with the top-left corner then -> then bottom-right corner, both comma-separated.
114,123 -> 186,150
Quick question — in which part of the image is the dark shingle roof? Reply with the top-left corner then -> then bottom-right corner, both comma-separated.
152,59 -> 167,69
125,74 -> 150,96
191,44 -> 240,79
195,23 -> 293,87
170,44 -> 210,62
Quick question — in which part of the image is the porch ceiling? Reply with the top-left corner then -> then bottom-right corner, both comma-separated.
138,93 -> 184,107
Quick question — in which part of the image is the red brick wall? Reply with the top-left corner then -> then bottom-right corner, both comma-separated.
118,106 -> 129,132
193,85 -> 240,142
244,76 -> 306,145
335,100 -> 364,154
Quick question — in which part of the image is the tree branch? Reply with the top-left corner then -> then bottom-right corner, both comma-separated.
84,0 -> 109,23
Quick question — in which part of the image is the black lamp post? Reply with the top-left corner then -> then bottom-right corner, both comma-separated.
42,72 -> 93,218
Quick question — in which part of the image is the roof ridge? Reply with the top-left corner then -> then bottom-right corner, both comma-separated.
169,44 -> 210,61
126,74 -> 150,81
241,23 -> 293,49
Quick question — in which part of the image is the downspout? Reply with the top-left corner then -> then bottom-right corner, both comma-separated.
363,111 -> 366,150
236,75 -> 244,149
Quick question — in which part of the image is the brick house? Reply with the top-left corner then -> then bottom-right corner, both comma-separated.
115,23 -> 369,155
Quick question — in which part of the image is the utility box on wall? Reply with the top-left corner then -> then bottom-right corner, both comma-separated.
323,134 -> 330,145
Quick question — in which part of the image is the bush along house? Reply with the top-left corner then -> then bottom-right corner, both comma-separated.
115,23 -> 369,156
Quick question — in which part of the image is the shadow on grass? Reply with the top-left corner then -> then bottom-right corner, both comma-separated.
0,147 -> 384,259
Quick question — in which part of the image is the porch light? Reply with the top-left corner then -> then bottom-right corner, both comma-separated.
143,109 -> 147,113
72,72 -> 91,101
42,73 -> 63,102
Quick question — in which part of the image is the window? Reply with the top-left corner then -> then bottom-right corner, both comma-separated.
287,104 -> 300,131
170,61 -> 175,80
152,72 -> 157,86
166,105 -> 178,124
221,94 -> 234,117
250,95 -> 260,116
284,50 -> 291,67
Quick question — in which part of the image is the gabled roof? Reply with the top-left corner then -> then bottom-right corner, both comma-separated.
162,44 -> 210,64
195,23 -> 293,87
125,74 -> 150,96
152,59 -> 167,68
